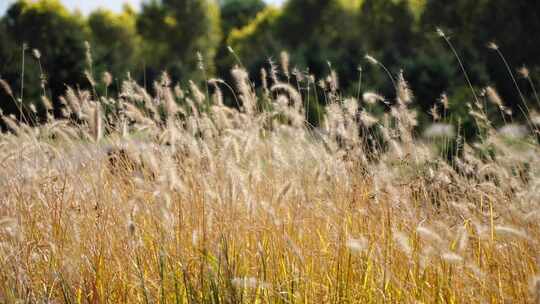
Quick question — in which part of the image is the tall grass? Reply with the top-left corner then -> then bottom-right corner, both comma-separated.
0,52 -> 540,303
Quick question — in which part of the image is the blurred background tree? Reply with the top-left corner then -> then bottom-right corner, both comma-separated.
0,0 -> 87,117
136,0 -> 221,85
221,0 -> 265,34
0,19 -> 20,117
216,0 -> 266,91
88,6 -> 140,93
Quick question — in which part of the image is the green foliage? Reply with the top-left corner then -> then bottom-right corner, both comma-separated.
0,20 -> 19,112
216,0 -> 266,80
137,0 -> 221,84
228,7 -> 282,73
277,0 -> 338,47
88,7 -> 140,89
402,48 -> 456,112
358,0 -> 417,96
220,0 -> 266,34
360,0 -> 416,59
1,0 -> 87,108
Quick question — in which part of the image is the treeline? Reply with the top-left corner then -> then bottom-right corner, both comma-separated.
1,0 -> 539,133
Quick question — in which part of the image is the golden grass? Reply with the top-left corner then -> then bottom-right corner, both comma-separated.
0,68 -> 539,303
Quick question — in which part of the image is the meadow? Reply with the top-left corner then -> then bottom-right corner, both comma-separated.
1,46 -> 540,303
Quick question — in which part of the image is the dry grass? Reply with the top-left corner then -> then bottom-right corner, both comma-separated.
1,65 -> 540,303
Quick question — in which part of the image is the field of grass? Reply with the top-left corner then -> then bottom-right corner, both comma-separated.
1,62 -> 540,303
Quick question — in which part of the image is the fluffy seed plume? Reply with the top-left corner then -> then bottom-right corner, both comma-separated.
487,42 -> 499,50
518,66 -> 530,79
423,123 -> 455,139
436,27 -> 446,37
102,72 -> 112,87
365,54 -> 378,65
360,110 -> 378,127
439,93 -> 449,110
530,276 -> 540,303
346,237 -> 368,253
280,51 -> 290,79
32,49 -> 41,59
362,92 -> 385,105
0,79 -> 13,97
394,231 -> 412,257
416,226 -> 443,244
271,83 -> 302,110
231,277 -> 270,289
485,86 -> 503,108
397,71 -> 413,104
498,124 -> 528,139
40,96 -> 53,111
494,226 -> 528,240
91,103 -> 102,142
441,252 -> 463,264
